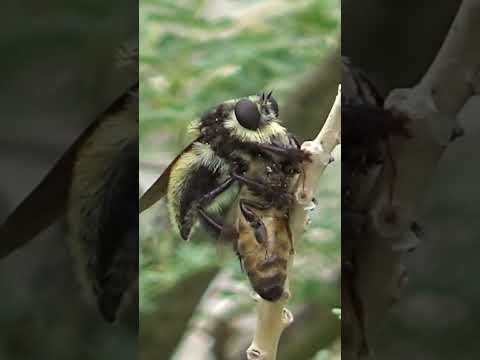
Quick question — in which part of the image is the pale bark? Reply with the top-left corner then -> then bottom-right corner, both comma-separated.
246,86 -> 341,360
344,0 -> 480,358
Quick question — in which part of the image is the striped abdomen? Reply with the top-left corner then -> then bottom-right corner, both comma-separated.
236,207 -> 292,301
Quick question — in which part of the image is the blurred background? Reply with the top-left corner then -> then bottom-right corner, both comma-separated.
343,0 -> 480,359
139,0 -> 340,359
0,2 -> 137,359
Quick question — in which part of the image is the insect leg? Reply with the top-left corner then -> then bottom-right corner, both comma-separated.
192,176 -> 239,238
239,198 -> 273,211
232,172 -> 292,206
197,207 -> 223,235
197,177 -> 235,207
254,142 -> 309,162
288,134 -> 301,149
242,199 -> 295,254
239,199 -> 269,245
231,173 -> 269,192
239,200 -> 261,223
180,175 -> 235,240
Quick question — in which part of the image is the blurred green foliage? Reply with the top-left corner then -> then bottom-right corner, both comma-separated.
140,0 -> 339,358
140,0 -> 339,146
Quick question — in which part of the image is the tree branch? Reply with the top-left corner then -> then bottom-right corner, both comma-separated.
344,0 -> 480,357
246,85 -> 341,360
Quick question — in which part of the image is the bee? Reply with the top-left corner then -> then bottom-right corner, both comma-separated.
140,92 -> 308,301
0,44 -> 139,323
221,155 -> 297,301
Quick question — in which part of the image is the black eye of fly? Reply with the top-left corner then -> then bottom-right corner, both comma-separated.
235,99 -> 261,130
269,96 -> 279,116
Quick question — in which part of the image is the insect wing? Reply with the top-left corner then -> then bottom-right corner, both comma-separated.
0,83 -> 136,259
139,138 -> 199,213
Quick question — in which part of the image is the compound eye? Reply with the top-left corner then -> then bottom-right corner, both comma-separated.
235,99 -> 261,130
269,96 -> 279,116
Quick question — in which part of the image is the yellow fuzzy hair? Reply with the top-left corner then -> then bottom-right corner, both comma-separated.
189,95 -> 291,145
167,142 -> 236,238
224,117 -> 289,144
169,94 -> 291,238
67,101 -> 137,302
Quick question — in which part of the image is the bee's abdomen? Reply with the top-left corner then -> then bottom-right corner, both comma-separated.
248,263 -> 287,302
242,249 -> 289,302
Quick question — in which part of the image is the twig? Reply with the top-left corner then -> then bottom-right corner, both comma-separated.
344,0 -> 480,357
246,85 -> 341,360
